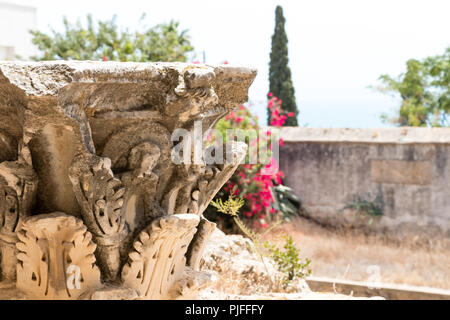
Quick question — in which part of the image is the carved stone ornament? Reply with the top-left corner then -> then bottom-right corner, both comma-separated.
0,61 -> 255,300
16,213 -> 101,299
121,214 -> 199,299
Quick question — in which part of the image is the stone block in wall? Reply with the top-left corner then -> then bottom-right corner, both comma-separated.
370,160 -> 432,185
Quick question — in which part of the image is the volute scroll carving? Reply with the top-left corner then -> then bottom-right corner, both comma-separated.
0,161 -> 37,282
68,153 -> 127,282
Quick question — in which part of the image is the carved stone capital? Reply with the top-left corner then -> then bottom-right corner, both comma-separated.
0,61 -> 256,299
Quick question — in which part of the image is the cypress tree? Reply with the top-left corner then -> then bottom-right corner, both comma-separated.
268,5 -> 299,126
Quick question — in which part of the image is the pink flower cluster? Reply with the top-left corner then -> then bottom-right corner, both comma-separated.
214,94 -> 294,228
268,94 -> 295,146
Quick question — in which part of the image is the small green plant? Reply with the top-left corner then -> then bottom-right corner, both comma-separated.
210,195 -> 272,265
342,193 -> 384,225
211,194 -> 312,290
265,236 -> 312,288
210,196 -> 245,218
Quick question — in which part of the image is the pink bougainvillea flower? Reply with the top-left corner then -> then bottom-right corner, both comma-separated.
209,97 -> 292,229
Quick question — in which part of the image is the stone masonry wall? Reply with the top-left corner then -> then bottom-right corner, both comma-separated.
279,128 -> 450,238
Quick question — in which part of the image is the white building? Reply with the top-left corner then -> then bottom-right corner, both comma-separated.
0,1 -> 37,60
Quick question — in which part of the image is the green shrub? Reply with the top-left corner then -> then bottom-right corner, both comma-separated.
265,235 -> 311,288
342,193 -> 384,225
211,195 -> 311,290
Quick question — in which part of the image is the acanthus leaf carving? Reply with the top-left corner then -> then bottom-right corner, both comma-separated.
165,141 -> 247,217
121,214 -> 200,299
15,213 -> 101,300
119,142 -> 162,229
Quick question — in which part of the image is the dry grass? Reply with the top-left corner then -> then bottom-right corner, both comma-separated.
262,217 -> 450,290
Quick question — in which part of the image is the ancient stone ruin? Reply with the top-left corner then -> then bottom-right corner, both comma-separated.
0,61 -> 256,299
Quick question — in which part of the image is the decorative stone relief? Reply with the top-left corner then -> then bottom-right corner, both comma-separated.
0,161 -> 37,281
121,214 -> 199,299
69,153 -> 127,282
196,143 -> 248,215
0,61 -> 256,299
16,213 -> 101,299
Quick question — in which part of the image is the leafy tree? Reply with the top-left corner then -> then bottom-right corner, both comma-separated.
30,14 -> 194,62
377,47 -> 449,127
268,6 -> 299,126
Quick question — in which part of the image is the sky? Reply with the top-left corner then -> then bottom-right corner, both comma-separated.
4,0 -> 450,127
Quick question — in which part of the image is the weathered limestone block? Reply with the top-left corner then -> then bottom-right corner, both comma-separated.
168,267 -> 215,300
0,61 -> 256,299
16,213 -> 101,299
86,286 -> 139,300
121,214 -> 200,299
0,70 -> 26,164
